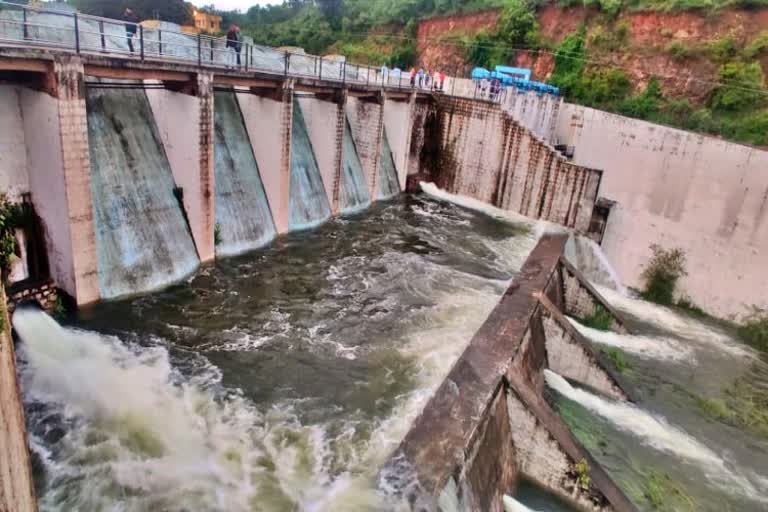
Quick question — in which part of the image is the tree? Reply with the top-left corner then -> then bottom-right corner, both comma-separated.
69,0 -> 191,24
316,0 -> 343,29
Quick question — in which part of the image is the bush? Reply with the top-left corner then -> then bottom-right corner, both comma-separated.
744,31 -> 768,59
0,194 -> 22,279
738,307 -> 768,351
495,0 -> 539,48
709,61 -> 767,113
466,29 -> 509,68
640,244 -> 687,305
601,347 -> 629,372
580,304 -> 614,331
619,77 -> 662,119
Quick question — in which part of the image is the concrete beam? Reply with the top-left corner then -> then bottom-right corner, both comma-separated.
0,57 -> 49,73
560,257 -> 629,334
380,234 -> 569,505
83,64 -> 193,82
212,75 -> 280,89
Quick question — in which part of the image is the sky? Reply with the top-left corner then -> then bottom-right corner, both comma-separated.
190,0 -> 280,11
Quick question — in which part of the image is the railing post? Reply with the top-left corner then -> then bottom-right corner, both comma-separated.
139,25 -> 144,61
367,66 -> 370,86
22,8 -> 28,40
197,33 -> 202,66
284,52 -> 289,77
210,38 -> 214,63
73,13 -> 80,54
342,61 -> 346,84
313,56 -> 317,77
158,29 -> 162,56
245,44 -> 249,71
98,20 -> 105,51
398,71 -> 402,89
318,57 -> 323,80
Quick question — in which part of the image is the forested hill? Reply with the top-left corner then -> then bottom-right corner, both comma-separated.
67,0 -> 768,146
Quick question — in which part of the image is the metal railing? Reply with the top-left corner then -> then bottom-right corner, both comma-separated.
0,0 -> 428,90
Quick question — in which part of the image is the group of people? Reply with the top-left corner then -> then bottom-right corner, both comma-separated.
410,68 -> 446,91
476,77 -> 505,102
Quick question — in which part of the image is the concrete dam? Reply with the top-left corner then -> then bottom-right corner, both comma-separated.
1,5 -> 767,512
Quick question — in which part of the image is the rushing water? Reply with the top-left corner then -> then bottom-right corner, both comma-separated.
15,196 -> 537,511
86,83 -> 200,299
547,285 -> 768,512
213,91 -> 277,257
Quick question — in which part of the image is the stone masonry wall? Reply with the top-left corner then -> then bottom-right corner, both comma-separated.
427,95 -> 602,232
6,280 -> 59,317
52,56 -> 99,304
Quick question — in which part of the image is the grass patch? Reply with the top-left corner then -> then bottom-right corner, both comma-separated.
641,469 -> 696,511
579,304 -> 614,331
601,347 -> 629,373
675,295 -> 708,319
695,375 -> 768,439
214,223 -> 223,247
737,307 -> 768,352
696,396 -> 732,421
573,458 -> 591,490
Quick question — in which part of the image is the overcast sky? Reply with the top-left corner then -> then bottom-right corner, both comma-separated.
190,0 -> 280,11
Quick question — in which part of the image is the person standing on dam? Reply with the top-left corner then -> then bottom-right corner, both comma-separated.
226,25 -> 242,66
122,8 -> 138,53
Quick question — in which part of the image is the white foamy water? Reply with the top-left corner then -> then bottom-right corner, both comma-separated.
503,495 -> 540,512
14,309 -> 392,512
564,235 -> 626,295
593,285 -> 752,358
544,370 -> 766,502
567,317 -> 695,363
419,182 -> 567,239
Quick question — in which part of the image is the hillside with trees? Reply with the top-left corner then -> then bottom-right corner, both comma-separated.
66,0 -> 768,146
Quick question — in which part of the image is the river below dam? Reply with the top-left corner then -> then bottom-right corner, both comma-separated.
13,195 -> 537,512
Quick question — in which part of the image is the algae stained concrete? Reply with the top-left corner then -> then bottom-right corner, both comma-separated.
296,95 -> 343,212
557,104 -> 768,317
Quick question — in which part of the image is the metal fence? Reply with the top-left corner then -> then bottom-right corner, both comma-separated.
0,0 -> 417,89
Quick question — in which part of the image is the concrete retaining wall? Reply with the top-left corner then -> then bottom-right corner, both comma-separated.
346,95 -> 385,199
382,96 -> 412,190
556,103 -> 768,317
380,235 -> 636,512
0,288 -> 36,512
413,96 -> 601,232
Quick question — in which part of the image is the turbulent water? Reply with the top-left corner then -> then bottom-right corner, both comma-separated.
563,235 -> 625,294
16,196 -> 537,512
547,279 -> 768,511
86,83 -> 200,299
213,91 -> 277,256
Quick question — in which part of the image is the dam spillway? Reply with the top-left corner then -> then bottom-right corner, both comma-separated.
1,19 -> 767,512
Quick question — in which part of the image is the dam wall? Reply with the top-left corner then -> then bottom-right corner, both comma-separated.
557,104 -> 768,317
380,234 -> 637,512
0,289 -> 36,512
409,96 -> 602,232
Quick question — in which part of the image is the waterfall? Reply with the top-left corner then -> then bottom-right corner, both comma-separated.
564,235 -> 625,294
289,99 -> 332,231
213,91 -> 276,257
86,83 -> 199,299
503,496 -> 540,512
567,317 -> 694,363
340,117 -> 371,214
544,370 -> 764,501
378,128 -> 401,200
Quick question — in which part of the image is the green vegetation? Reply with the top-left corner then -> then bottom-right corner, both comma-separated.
738,306 -> 768,352
53,296 -> 67,321
640,244 -> 687,306
601,347 -> 629,372
580,304 -> 614,331
641,469 -> 696,511
694,372 -> 768,440
214,223 -> 223,247
675,295 -> 708,319
69,0 -> 191,24
0,194 -> 24,282
573,458 -> 591,489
